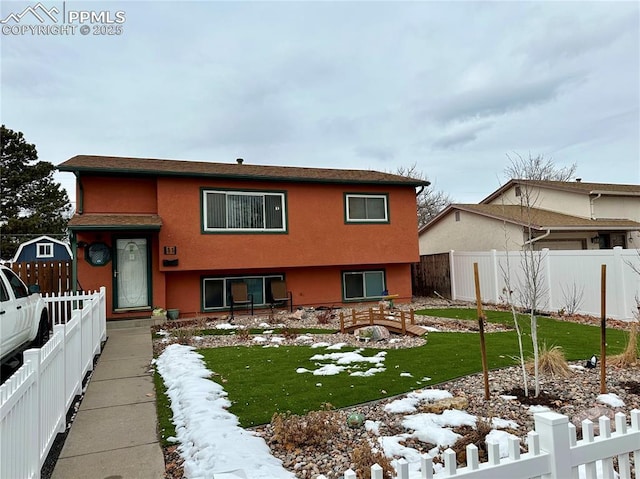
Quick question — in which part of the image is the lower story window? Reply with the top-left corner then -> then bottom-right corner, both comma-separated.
202,274 -> 284,310
343,270 -> 385,300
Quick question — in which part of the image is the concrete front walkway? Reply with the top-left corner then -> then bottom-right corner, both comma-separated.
51,320 -> 165,479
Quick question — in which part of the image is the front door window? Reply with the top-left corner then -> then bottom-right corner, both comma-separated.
115,238 -> 149,309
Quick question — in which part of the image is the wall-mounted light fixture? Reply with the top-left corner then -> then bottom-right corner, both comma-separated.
591,235 -> 600,244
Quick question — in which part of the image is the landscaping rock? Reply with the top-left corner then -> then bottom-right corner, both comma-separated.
571,405 -> 615,434
353,325 -> 390,341
419,396 -> 469,413
289,309 -> 309,320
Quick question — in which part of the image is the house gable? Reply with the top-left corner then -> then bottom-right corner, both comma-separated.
419,206 -> 524,254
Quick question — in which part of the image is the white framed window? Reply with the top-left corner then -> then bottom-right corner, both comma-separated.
36,242 -> 54,258
345,193 -> 389,223
342,270 -> 386,300
202,189 -> 286,232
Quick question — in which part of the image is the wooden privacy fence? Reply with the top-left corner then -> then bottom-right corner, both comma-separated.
412,253 -> 451,299
1,261 -> 72,295
0,287 -> 106,479
318,410 -> 640,479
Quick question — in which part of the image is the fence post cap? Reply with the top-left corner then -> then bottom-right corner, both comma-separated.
534,411 -> 568,425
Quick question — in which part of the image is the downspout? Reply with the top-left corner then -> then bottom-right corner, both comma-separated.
416,184 -> 426,225
76,172 -> 84,215
590,193 -> 601,220
523,229 -> 552,246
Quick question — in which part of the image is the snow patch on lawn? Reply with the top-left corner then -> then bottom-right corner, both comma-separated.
155,344 -> 294,479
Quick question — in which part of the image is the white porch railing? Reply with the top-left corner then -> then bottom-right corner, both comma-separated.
320,410 -> 640,479
0,287 -> 106,479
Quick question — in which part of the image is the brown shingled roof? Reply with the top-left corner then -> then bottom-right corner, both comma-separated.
68,214 -> 162,230
453,204 -> 640,230
58,155 -> 430,186
420,203 -> 640,234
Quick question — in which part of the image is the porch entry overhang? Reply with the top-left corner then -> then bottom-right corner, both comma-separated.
67,213 -> 163,231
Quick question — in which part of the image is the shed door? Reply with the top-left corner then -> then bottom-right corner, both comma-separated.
114,238 -> 150,310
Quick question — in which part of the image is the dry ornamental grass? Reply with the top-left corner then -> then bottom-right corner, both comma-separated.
609,322 -> 639,368
270,404 -> 340,451
527,343 -> 572,378
351,441 -> 394,479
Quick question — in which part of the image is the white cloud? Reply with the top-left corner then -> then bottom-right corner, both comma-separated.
1,1 -> 637,207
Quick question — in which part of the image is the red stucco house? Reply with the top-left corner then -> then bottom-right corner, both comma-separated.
58,155 -> 428,321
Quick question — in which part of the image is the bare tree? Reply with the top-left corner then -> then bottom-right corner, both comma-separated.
500,153 -> 565,397
394,163 -> 453,228
504,152 -> 577,182
625,248 -> 640,276
560,283 -> 585,316
499,251 -> 529,396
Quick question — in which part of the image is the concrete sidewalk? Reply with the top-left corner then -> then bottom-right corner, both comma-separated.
51,320 -> 165,479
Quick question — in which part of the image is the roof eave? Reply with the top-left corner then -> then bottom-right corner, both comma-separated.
549,225 -> 640,231
589,190 -> 640,197
57,165 -> 429,187
68,225 -> 162,231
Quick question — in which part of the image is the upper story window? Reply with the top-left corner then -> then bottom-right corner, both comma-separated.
36,242 -> 54,258
345,193 -> 389,223
202,189 -> 287,233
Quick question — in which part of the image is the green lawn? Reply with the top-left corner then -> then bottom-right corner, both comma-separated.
155,308 -> 631,433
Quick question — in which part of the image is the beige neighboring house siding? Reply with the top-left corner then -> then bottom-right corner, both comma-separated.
421,180 -> 640,256
419,210 -> 523,255
593,196 -> 640,221
592,197 -> 640,248
487,184 -> 591,218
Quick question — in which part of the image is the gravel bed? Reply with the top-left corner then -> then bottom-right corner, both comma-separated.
252,364 -> 640,479
155,300 -> 639,479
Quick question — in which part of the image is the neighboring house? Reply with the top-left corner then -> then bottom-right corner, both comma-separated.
58,155 -> 428,320
419,179 -> 640,254
10,235 -> 73,263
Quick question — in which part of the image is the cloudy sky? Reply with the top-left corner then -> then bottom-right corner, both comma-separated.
2,0 -> 639,206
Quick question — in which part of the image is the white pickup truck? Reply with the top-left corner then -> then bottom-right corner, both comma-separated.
0,265 -> 50,363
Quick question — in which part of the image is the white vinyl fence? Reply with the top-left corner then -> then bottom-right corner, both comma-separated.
0,287 -> 106,479
449,247 -> 640,320
321,410 -> 640,479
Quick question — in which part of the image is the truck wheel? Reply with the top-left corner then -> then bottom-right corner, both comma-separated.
33,315 -> 50,348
